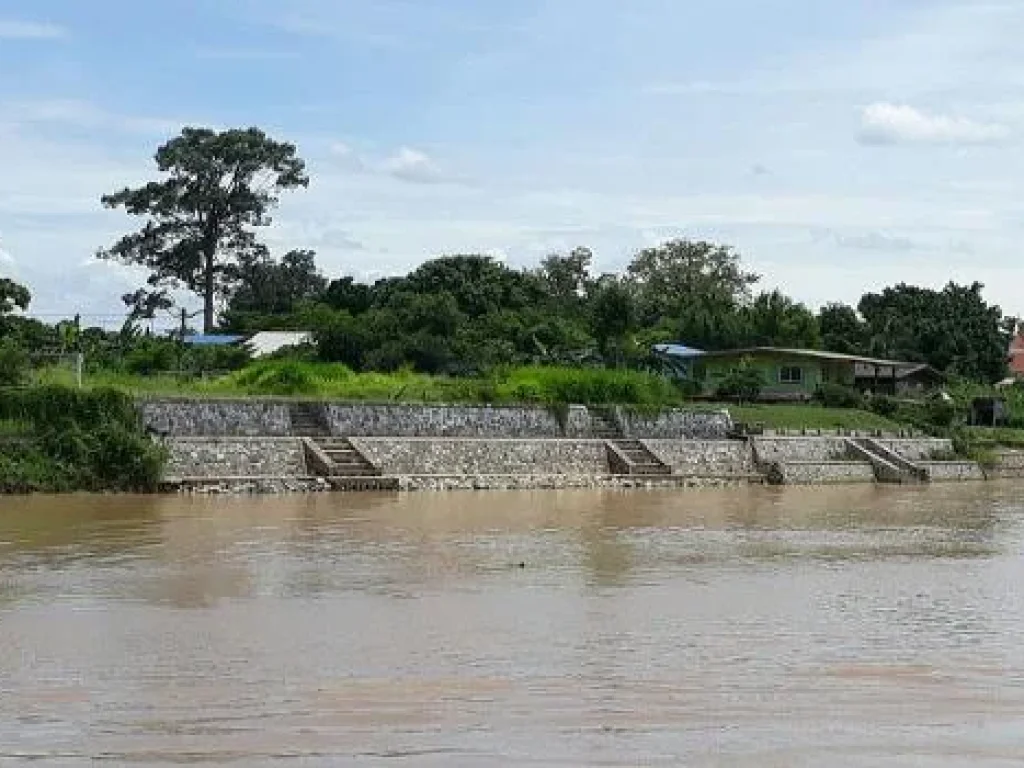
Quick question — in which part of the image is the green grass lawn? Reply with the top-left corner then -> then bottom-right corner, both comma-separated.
716,403 -> 904,432
964,426 -> 1024,449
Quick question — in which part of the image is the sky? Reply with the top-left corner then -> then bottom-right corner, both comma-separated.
1,0 -> 1024,326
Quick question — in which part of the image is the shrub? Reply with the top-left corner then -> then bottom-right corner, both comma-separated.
235,362 -> 318,395
869,395 -> 899,418
0,386 -> 166,493
183,344 -> 251,374
922,398 -> 957,428
815,383 -> 864,409
0,341 -> 29,386
124,340 -> 178,376
714,360 -> 764,403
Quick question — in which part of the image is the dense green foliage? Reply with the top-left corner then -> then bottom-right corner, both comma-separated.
0,387 -> 166,493
0,341 -> 29,386
818,284 -> 1010,382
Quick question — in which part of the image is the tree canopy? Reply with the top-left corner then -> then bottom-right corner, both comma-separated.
0,277 -> 30,317
222,249 -> 327,332
858,282 -> 1008,382
98,127 -> 309,332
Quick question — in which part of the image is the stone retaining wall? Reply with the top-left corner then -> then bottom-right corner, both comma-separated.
643,440 -> 754,476
164,437 -> 306,479
172,477 -> 331,494
620,408 -> 732,439
397,475 -> 746,492
750,437 -> 851,464
350,438 -> 610,476
876,438 -> 954,461
324,403 -> 565,438
140,398 -> 733,439
779,461 -> 876,485
989,451 -> 1024,478
919,461 -> 986,482
142,399 -> 291,437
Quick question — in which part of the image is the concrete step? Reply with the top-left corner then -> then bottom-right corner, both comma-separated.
328,476 -> 399,492
631,466 -> 672,475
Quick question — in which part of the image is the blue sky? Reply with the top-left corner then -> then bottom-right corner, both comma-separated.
1,0 -> 1023,323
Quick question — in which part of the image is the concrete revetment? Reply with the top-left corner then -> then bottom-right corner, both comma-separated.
146,398 -> 986,493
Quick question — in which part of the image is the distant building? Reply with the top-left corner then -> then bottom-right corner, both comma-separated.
245,331 -> 313,358
1009,332 -> 1024,378
182,334 -> 246,347
183,331 -> 313,358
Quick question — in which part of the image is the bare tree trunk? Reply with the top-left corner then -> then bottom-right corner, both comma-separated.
203,251 -> 215,333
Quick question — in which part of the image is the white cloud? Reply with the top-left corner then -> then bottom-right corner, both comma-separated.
328,141 -> 366,172
2,99 -> 186,136
381,147 -> 445,184
834,231 -> 917,252
858,102 -> 1010,146
0,19 -> 66,40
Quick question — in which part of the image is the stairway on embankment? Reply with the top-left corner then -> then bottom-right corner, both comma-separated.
607,438 -> 673,476
589,408 -> 622,440
287,404 -> 399,490
288,402 -> 331,437
846,437 -> 927,484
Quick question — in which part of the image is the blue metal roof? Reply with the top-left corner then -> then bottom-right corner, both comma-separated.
183,334 -> 246,346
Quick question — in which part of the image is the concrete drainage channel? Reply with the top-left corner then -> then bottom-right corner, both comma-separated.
148,400 -> 988,493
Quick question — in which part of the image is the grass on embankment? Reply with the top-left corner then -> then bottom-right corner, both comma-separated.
37,361 -> 905,431
962,426 -> 1024,449
40,363 -> 688,406
708,403 -> 903,432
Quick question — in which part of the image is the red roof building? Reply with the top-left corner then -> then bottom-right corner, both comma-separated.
1009,332 -> 1024,377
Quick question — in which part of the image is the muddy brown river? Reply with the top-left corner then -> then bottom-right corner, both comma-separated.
1,484 -> 1024,766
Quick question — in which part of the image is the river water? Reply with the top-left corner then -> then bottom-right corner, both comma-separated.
1,484 -> 1023,766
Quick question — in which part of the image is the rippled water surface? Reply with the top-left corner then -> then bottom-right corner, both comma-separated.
2,484 -> 1024,766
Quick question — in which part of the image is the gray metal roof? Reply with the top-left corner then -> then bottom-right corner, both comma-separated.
697,347 -> 917,367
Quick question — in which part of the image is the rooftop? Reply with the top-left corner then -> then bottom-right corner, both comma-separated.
695,346 -> 923,369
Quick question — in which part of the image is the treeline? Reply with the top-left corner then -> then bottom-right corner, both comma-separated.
0,237 -> 1014,385
211,240 -> 1011,383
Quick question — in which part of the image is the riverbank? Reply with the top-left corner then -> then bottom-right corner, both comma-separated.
146,398 -> 988,494
0,390 -> 1010,496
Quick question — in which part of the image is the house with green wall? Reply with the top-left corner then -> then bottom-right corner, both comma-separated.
675,347 -> 940,401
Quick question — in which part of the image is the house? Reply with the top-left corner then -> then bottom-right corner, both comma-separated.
669,346 -> 940,402
891,363 -> 945,396
652,343 -> 704,378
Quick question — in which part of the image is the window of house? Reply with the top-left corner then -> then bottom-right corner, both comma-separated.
779,365 -> 803,384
